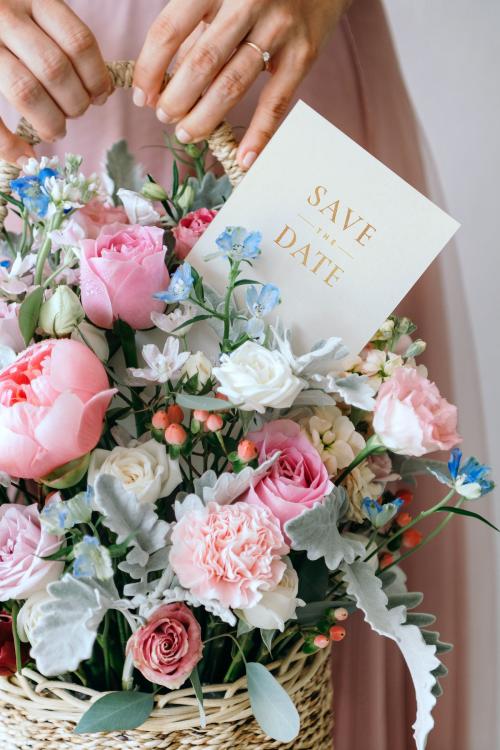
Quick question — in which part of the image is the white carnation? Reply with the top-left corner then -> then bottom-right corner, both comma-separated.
238,559 -> 303,632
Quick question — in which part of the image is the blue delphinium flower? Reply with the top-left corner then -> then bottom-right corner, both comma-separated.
40,491 -> 93,536
154,262 -> 193,303
73,536 -> 113,581
10,167 -> 58,218
429,448 -> 494,499
362,497 -> 404,528
215,226 -> 262,261
245,283 -> 281,340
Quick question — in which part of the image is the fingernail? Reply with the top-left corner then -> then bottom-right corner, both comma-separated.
133,87 -> 146,108
175,127 -> 191,144
16,155 -> 30,169
93,92 -> 108,106
242,151 -> 258,170
156,107 -> 173,124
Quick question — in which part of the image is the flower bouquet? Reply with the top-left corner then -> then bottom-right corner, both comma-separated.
0,84 -> 496,750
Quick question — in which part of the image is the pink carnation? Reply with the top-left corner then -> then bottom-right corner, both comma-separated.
173,208 -> 217,260
170,501 -> 288,610
74,199 -> 128,239
373,366 -> 461,456
127,603 -> 202,689
0,339 -> 115,479
80,224 -> 169,330
0,504 -> 63,600
240,420 -> 334,531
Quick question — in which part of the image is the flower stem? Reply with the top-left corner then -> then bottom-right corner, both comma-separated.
336,434 -> 386,484
222,261 -> 240,350
34,211 -> 63,286
10,602 -> 23,675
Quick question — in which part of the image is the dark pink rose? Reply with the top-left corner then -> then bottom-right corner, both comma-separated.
173,208 -> 217,259
127,603 -> 202,689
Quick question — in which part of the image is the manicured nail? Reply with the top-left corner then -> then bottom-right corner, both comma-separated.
241,150 -> 258,170
156,107 -> 173,124
16,155 -> 30,169
175,127 -> 191,144
133,87 -> 146,108
93,92 -> 108,106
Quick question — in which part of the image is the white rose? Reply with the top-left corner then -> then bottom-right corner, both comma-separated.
182,351 -> 212,387
213,341 -> 303,413
237,560 -> 304,632
88,439 -> 182,504
72,320 -> 109,361
17,590 -> 52,644
117,189 -> 161,225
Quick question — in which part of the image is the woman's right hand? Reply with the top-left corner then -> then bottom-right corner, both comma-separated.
0,0 -> 111,164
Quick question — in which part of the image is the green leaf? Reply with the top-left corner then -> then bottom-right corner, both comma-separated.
434,506 -> 500,532
0,189 -> 24,210
246,662 -> 300,742
105,140 -> 144,203
189,667 -> 206,728
176,393 -> 236,411
172,160 -> 179,198
172,314 -> 213,332
114,319 -> 138,368
233,279 -> 263,288
296,557 -> 329,603
19,286 -> 44,345
74,691 -> 154,734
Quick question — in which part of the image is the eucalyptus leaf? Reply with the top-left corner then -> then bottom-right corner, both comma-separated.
19,286 -> 44,345
75,691 -> 154,734
176,393 -> 236,411
246,662 -> 300,742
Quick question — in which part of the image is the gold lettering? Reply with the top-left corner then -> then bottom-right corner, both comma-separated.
311,251 -> 332,275
307,185 -> 327,207
274,224 -> 296,249
320,199 -> 340,223
324,264 -> 345,287
355,224 -> 377,246
343,208 -> 364,231
290,243 -> 311,266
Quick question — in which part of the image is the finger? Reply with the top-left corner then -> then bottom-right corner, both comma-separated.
32,0 -> 111,104
236,50 -> 308,169
173,43 -> 266,143
0,117 -> 35,165
155,7 -> 255,125
1,17 -> 90,119
0,47 -> 66,143
134,0 -> 211,108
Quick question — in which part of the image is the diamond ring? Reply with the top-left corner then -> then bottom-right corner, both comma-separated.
243,41 -> 271,71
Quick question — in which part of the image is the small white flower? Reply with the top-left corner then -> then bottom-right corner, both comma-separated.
117,189 -> 162,225
0,254 -> 36,296
182,351 -> 212,387
17,590 -> 53,644
151,302 -> 198,336
238,559 -> 304,632
22,156 -> 60,177
128,337 -> 190,384
357,349 -> 404,389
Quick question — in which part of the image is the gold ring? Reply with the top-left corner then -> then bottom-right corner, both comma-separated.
243,41 -> 271,71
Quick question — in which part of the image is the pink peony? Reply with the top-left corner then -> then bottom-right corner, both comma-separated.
0,301 -> 24,353
80,224 -> 169,330
173,208 -> 217,260
0,339 -> 115,479
74,199 -> 128,239
240,420 -> 334,531
0,504 -> 63,600
373,366 -> 461,456
127,603 -> 202,689
170,501 -> 288,610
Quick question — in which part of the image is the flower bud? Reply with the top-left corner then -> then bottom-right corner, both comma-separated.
404,339 -> 427,358
176,184 -> 195,213
402,529 -> 423,549
165,423 -> 188,446
152,410 -> 170,430
329,625 -> 346,642
333,607 -> 348,622
206,414 -> 224,432
396,488 -> 413,507
167,404 -> 184,425
142,181 -> 168,202
379,553 -> 394,570
39,286 -> 84,337
396,512 -> 412,528
237,439 -> 258,463
193,409 -> 209,423
313,634 -> 330,649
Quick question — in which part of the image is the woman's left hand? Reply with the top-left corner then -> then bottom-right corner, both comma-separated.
134,0 -> 350,169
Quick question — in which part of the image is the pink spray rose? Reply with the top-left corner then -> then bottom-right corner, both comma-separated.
173,208 -> 217,260
0,504 -> 63,600
0,339 -> 115,479
373,366 -> 461,456
74,199 -> 128,239
0,301 -> 24,353
80,224 -> 169,330
240,419 -> 334,531
127,603 -> 202,689
170,501 -> 289,610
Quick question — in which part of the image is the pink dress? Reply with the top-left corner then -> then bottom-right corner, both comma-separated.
0,2 -> 481,748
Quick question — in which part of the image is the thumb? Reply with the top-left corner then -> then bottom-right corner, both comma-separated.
0,118 -> 36,165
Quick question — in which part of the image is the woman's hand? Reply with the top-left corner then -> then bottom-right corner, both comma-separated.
0,0 -> 111,163
134,0 -> 349,169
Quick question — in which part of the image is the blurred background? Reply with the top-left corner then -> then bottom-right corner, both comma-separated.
383,2 -> 499,747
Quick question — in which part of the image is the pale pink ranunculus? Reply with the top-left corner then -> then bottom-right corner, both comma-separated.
127,603 -> 202,689
373,366 -> 461,457
74,199 -> 128,239
80,224 -> 169,330
0,339 -> 115,479
0,504 -> 63,600
173,208 -> 217,260
240,420 -> 334,531
0,301 -> 24,353
170,501 -> 288,610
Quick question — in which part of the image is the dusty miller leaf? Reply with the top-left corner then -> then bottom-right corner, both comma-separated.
197,451 -> 281,506
188,173 -> 232,210
105,140 -> 144,202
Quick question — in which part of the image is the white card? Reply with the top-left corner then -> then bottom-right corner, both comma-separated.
188,101 -> 459,355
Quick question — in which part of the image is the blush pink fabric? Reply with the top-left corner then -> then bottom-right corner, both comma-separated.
0,1 -> 475,746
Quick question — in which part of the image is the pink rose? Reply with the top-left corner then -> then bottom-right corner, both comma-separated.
0,504 -> 63,600
74,199 -> 128,239
80,224 -> 169,330
373,366 -> 461,456
0,339 -> 115,479
127,603 -> 202,689
170,501 -> 288,610
240,420 -> 334,531
0,301 -> 24,353
173,208 -> 217,260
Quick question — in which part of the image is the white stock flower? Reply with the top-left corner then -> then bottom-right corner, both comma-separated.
238,559 -> 303,632
300,406 -> 366,476
151,302 -> 198,336
88,439 -> 182,504
182,351 -> 212,386
17,590 -> 52,644
128,337 -> 190,384
357,349 -> 404,389
117,189 -> 161,225
213,341 -> 304,413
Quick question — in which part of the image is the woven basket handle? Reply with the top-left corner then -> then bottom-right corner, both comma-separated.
0,59 -> 245,230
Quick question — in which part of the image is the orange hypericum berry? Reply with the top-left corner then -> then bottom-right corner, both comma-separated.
167,404 -> 184,425
152,410 -> 170,430
333,607 -> 348,622
402,529 -> 423,548
237,439 -> 258,462
396,488 -> 413,507
330,625 -> 346,642
206,414 -> 224,432
379,553 -> 395,570
165,423 -> 188,446
313,634 -> 330,649
193,409 -> 209,423
396,512 -> 413,528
